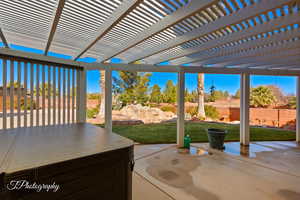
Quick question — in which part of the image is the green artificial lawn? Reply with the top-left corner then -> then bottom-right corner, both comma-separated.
97,122 -> 296,144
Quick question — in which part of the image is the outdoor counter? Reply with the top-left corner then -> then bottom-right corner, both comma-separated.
0,123 -> 134,200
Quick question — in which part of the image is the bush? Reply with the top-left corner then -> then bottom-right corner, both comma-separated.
250,86 -> 276,108
205,105 -> 219,120
186,106 -> 198,117
86,107 -> 99,119
20,98 -> 37,110
160,105 -> 176,113
287,97 -> 296,109
87,93 -> 100,100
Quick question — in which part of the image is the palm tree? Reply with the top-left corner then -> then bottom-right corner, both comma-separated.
197,73 -> 206,119
98,70 -> 105,116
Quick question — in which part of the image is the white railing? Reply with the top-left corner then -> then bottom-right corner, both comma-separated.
0,57 -> 86,130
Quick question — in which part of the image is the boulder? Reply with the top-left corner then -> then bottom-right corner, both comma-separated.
118,104 -> 176,124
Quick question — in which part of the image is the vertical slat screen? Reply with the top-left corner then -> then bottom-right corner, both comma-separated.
30,63 -> 34,127
2,60 -> 7,130
72,69 -> 75,123
10,60 -> 14,129
67,69 -> 71,124
53,66 -> 56,125
48,65 -> 51,125
36,64 -> 40,126
63,68 -> 66,124
17,61 -> 21,128
24,62 -> 28,128
1,57 -> 84,130
42,65 -> 46,126
58,68 -> 61,124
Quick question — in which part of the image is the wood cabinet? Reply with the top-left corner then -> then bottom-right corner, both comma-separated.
0,123 -> 134,200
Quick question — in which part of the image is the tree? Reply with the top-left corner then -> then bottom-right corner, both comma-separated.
34,83 -> 57,98
150,84 -> 162,104
163,80 -> 177,103
133,72 -> 151,104
250,86 -> 277,108
287,96 -> 296,109
197,73 -> 205,118
7,82 -> 23,88
98,70 -> 105,116
233,89 -> 240,99
208,84 -> 216,102
113,71 -> 151,106
266,85 -> 286,104
224,91 -> 229,98
211,90 -> 229,101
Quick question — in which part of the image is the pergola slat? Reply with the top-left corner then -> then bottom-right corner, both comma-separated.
125,0 -> 295,63
164,14 -> 300,65
214,55 -> 300,69
95,0 -> 216,62
171,27 -> 300,65
216,48 -> 300,66
73,0 -> 142,60
191,40 -> 300,65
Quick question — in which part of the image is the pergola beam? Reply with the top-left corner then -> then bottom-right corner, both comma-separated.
0,28 -> 9,48
0,48 -> 299,76
97,0 -> 216,62
44,0 -> 66,55
73,0 -> 142,60
266,64 -> 300,70
181,65 -> 299,76
126,0 -> 294,63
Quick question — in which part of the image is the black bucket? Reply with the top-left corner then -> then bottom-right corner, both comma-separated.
207,128 -> 227,150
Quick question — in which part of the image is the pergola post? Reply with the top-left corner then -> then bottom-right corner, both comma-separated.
104,68 -> 112,133
297,76 -> 300,143
77,69 -> 87,123
240,73 -> 250,146
177,71 -> 185,147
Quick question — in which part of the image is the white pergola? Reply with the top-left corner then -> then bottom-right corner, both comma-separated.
0,0 -> 299,146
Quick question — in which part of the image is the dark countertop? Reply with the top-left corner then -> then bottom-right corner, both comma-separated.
0,123 -> 133,174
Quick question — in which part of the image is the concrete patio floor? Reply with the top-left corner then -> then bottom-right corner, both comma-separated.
133,142 -> 300,200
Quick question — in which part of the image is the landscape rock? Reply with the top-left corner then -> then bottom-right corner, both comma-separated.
118,104 -> 176,124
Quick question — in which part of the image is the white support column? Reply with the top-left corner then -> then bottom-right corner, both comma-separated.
77,69 -> 87,123
296,76 -> 300,143
104,69 -> 112,133
177,71 -> 185,147
240,73 -> 250,146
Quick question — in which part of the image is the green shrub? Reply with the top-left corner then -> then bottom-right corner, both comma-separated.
160,105 -> 176,113
87,93 -> 100,100
205,105 -> 219,119
186,106 -> 198,117
86,107 -> 99,119
287,96 -> 296,109
20,98 -> 37,110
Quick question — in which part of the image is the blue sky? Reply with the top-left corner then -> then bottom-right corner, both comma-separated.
86,71 -> 296,95
0,43 -> 297,96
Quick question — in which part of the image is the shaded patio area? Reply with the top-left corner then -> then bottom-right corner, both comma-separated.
133,141 -> 300,200
0,0 -> 300,198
